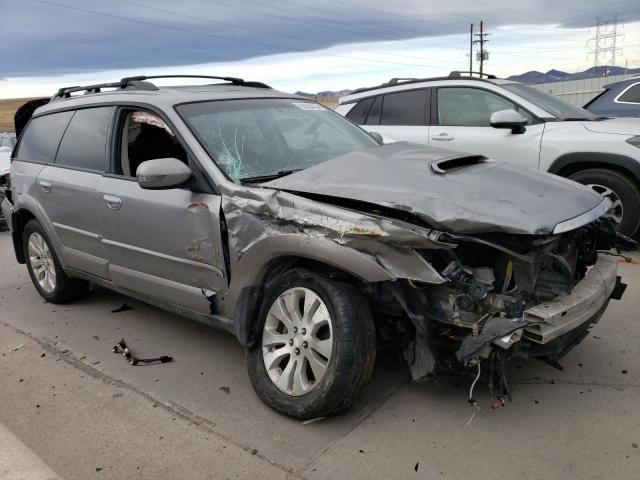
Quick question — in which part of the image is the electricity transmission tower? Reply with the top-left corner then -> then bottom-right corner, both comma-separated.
589,16 -> 623,76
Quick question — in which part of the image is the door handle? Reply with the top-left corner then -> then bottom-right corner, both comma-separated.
103,195 -> 122,210
431,133 -> 454,141
39,180 -> 52,193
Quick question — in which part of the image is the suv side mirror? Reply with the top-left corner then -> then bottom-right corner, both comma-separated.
137,158 -> 192,189
368,131 -> 384,144
490,109 -> 527,134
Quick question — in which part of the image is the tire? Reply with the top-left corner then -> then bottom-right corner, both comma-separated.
23,219 -> 88,303
569,168 -> 640,236
247,268 -> 376,420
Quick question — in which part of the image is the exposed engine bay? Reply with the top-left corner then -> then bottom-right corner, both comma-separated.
367,217 -> 630,405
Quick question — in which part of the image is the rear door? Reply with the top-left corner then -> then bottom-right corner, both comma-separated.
348,89 -> 430,144
34,107 -> 114,278
429,86 -> 544,169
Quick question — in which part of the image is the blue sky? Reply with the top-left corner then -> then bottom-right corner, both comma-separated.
1,0 -> 639,97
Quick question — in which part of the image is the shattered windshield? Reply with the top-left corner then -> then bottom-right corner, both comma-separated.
177,98 -> 378,182
502,83 -> 598,120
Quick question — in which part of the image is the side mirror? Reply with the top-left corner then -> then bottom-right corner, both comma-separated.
490,109 -> 527,134
0,146 -> 11,153
368,131 -> 384,144
137,158 -> 192,189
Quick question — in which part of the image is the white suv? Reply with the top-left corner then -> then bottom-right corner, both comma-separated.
336,72 -> 640,236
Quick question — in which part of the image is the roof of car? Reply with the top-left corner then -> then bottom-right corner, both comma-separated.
340,73 -> 518,103
35,76 -> 303,116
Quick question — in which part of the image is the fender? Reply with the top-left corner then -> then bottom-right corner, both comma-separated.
548,152 -> 640,185
223,233 -> 405,346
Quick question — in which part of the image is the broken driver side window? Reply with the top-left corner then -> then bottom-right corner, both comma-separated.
117,110 -> 188,177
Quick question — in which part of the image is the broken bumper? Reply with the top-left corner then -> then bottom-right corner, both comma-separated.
523,254 -> 619,344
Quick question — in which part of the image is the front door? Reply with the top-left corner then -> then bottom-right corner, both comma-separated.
429,86 -> 544,170
100,109 -> 227,314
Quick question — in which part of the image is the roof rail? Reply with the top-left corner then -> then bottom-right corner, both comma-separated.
385,77 -> 419,86
449,70 -> 497,79
52,74 -> 271,101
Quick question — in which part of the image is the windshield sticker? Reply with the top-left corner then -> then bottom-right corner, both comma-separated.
292,102 -> 327,111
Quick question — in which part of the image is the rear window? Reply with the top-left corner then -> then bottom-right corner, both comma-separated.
16,111 -> 74,162
380,89 -> 427,126
618,83 -> 640,103
55,107 -> 114,171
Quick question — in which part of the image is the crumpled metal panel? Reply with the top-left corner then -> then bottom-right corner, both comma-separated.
265,142 -> 604,235
219,184 -> 454,288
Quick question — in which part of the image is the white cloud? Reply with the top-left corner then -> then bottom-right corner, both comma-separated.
1,20 -> 639,99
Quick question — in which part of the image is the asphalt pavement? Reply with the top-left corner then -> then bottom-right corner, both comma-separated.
0,228 -> 639,479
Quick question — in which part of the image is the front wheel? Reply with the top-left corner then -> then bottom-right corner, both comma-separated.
569,168 -> 640,236
247,268 -> 376,420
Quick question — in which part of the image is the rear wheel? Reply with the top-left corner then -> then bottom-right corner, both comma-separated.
23,220 -> 88,303
247,268 -> 376,420
569,168 -> 640,236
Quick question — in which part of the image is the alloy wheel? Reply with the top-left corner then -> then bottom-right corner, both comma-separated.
27,232 -> 56,293
262,287 -> 333,396
588,183 -> 624,227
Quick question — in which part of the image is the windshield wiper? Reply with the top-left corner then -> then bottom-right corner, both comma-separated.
563,117 -> 594,121
239,169 -> 303,184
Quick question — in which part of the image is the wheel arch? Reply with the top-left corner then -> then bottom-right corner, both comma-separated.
11,208 -> 37,264
548,152 -> 640,190
226,234 -> 395,347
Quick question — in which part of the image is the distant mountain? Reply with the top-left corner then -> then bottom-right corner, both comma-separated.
295,89 -> 353,97
507,66 -> 640,84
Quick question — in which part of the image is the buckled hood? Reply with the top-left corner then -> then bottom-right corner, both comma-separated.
264,142 -> 605,235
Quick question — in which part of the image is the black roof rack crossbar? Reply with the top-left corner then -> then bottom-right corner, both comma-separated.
52,74 -> 270,101
53,80 -> 158,100
449,70 -> 497,79
118,74 -> 270,89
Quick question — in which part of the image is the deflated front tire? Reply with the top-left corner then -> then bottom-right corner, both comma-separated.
247,268 -> 376,420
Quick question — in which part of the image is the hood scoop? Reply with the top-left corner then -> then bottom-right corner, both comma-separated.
429,155 -> 489,175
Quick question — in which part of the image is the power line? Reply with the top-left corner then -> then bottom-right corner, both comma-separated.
110,0 -> 447,63
29,0 -> 466,69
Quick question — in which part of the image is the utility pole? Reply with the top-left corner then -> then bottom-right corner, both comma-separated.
588,16 -> 623,76
473,20 -> 490,76
469,23 -> 474,73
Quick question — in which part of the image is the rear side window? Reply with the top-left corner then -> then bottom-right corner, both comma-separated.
380,89 -> 427,126
618,83 -> 640,103
15,111 -> 74,162
55,107 -> 114,171
346,97 -> 374,124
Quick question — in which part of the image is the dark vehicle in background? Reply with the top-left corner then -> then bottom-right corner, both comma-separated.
585,77 -> 640,118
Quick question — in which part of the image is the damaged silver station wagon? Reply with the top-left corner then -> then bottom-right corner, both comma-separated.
1,75 -> 634,419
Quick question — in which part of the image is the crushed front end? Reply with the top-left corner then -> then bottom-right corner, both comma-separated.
370,217 -> 630,400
